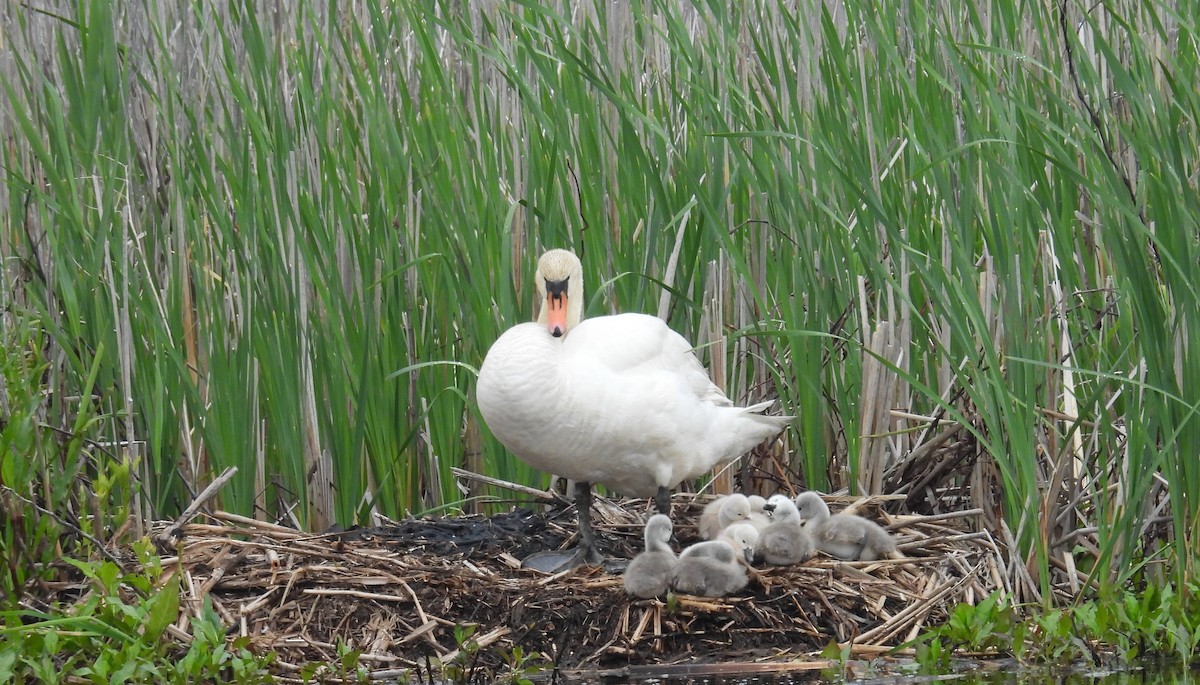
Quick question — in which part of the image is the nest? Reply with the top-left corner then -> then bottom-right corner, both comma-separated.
147,489 -> 1002,679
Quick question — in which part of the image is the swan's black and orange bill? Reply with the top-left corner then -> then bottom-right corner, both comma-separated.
544,277 -> 569,337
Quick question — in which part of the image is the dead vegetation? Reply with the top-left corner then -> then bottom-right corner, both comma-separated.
136,487 -> 1001,678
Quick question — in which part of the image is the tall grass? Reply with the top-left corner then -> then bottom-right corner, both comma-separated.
1,0 -> 1196,598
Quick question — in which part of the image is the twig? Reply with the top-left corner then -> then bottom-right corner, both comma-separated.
210,510 -> 304,535
897,531 -> 991,552
854,560 -> 985,644
157,466 -> 239,545
888,508 -> 985,529
449,467 -> 563,503
302,588 -> 411,602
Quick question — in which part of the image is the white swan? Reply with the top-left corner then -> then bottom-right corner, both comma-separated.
623,514 -> 677,598
477,249 -> 791,571
794,491 -> 897,561
754,494 -> 814,566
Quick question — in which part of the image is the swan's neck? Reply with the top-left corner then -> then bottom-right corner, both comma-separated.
777,503 -> 800,522
645,530 -> 672,554
800,495 -> 831,524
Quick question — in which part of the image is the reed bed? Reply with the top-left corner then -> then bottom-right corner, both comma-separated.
1,0 -> 1197,614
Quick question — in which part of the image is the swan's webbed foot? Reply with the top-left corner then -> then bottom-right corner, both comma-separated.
601,557 -> 629,574
521,543 -> 605,574
522,480 -> 613,573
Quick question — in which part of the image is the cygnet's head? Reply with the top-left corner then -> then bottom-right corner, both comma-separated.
793,491 -> 831,524
765,494 -> 800,522
719,522 -> 760,563
718,494 -> 752,527
644,513 -> 673,548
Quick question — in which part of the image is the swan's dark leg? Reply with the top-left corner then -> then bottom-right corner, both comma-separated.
573,481 -> 604,565
654,485 -> 670,515
521,481 -> 603,573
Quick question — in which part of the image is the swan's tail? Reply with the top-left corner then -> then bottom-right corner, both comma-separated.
741,400 -> 794,434
704,401 -> 793,476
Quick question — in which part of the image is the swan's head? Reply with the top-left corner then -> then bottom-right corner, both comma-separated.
719,522 -> 760,563
717,493 -> 752,527
794,491 -> 831,525
747,494 -> 769,515
644,513 -> 673,547
534,249 -> 585,337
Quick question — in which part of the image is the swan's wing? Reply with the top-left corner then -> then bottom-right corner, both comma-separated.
483,313 -> 787,497
565,313 -> 731,406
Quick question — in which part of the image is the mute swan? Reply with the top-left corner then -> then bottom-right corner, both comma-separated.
683,522 -> 759,565
754,494 -> 814,566
672,536 -> 750,597
623,514 -> 677,598
477,249 -> 790,572
719,522 -> 761,565
699,494 -> 771,540
763,494 -> 800,523
794,491 -> 897,561
746,494 -> 773,532
698,495 -> 731,540
698,494 -> 753,540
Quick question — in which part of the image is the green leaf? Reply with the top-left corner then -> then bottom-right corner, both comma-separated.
143,577 -> 180,643
0,649 -> 16,682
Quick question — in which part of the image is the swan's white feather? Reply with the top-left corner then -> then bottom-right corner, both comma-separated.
477,251 -> 790,499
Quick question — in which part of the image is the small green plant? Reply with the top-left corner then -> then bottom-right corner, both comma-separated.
1017,608 -> 1088,665
0,314 -> 132,607
496,646 -> 547,685
419,625 -> 550,685
299,640 -> 368,684
913,591 -> 1027,670
664,592 -> 679,614
438,624 -> 482,684
940,591 -> 1019,654
914,585 -> 1200,668
0,316 -> 57,607
1080,583 -> 1200,664
0,548 -> 274,684
912,631 -> 953,673
819,640 -> 853,680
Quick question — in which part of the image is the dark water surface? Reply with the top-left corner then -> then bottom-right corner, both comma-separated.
560,661 -> 1195,685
